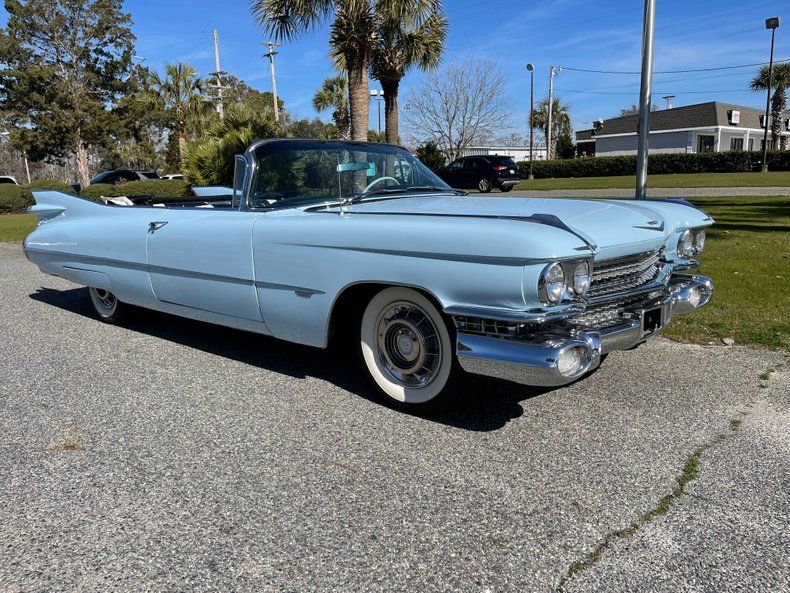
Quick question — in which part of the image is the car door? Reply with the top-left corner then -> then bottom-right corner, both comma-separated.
146,208 -> 263,321
443,159 -> 465,187
462,158 -> 483,188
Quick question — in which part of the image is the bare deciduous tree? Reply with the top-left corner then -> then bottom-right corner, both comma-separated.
403,56 -> 509,160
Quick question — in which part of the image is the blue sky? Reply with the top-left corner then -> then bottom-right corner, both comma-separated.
3,0 -> 789,142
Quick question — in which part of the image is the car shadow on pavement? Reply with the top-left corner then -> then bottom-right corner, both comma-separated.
30,286 -> 550,431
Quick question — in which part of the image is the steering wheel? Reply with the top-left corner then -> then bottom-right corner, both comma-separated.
363,176 -> 399,193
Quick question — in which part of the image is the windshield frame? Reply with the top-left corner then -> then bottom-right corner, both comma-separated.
244,138 -> 455,211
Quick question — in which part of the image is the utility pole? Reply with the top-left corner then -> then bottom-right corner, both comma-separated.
208,29 -> 229,120
262,41 -> 281,123
635,0 -> 656,200
547,65 -> 560,160
662,95 -> 675,110
526,64 -> 535,179
761,17 -> 780,173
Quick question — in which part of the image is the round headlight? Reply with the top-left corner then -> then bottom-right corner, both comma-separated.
677,230 -> 693,257
539,262 -> 566,304
694,229 -> 706,253
572,261 -> 591,295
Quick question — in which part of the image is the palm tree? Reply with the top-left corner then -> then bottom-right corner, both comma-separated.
371,6 -> 447,144
531,97 -> 572,160
183,102 -> 279,185
750,63 -> 790,150
312,75 -> 351,139
149,63 -> 206,162
250,0 -> 439,141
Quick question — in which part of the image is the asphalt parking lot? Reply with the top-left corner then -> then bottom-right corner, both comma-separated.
1,242 -> 788,593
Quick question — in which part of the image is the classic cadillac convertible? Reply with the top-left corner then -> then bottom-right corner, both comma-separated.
24,139 -> 713,411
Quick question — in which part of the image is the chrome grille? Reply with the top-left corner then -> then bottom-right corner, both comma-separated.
454,316 -> 527,339
571,296 -> 642,329
589,251 -> 661,297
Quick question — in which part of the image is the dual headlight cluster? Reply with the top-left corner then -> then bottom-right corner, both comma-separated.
677,229 -> 706,258
539,260 -> 591,305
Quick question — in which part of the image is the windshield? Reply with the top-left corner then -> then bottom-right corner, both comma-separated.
249,140 -> 453,209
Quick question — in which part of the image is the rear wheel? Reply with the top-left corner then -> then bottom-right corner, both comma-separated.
477,177 -> 493,193
360,287 -> 456,412
500,185 -> 514,192
88,287 -> 128,324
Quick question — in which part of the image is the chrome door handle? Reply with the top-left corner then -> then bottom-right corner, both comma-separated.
148,221 -> 168,233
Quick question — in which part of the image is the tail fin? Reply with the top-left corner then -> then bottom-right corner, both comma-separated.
30,190 -> 101,224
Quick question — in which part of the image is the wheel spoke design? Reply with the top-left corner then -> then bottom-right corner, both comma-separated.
374,301 -> 443,388
91,288 -> 118,315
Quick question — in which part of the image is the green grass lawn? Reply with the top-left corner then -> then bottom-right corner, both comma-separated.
0,213 -> 36,243
516,171 -> 790,191
2,198 -> 787,350
662,196 -> 789,350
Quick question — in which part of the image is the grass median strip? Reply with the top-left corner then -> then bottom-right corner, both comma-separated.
0,213 -> 36,243
662,196 -> 790,350
516,171 -> 790,191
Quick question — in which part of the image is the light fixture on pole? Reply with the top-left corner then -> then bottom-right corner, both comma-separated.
370,89 -> 383,136
761,17 -> 780,173
526,63 -> 535,179
635,0 -> 656,200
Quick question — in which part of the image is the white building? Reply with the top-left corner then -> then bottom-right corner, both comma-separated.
576,102 -> 790,157
459,145 -> 548,161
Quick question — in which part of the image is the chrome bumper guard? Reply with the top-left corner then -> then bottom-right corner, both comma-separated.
455,274 -> 713,387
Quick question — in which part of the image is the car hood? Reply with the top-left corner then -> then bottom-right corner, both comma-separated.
332,195 -> 707,259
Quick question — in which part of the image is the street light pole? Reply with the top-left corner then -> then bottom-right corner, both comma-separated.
547,65 -> 558,160
526,64 -> 535,179
635,0 -> 656,200
761,17 -> 780,173
370,90 -> 383,136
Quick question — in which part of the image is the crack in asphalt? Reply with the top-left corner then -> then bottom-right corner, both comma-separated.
554,364 -> 778,592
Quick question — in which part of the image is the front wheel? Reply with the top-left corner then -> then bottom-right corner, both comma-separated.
477,177 -> 493,193
360,287 -> 456,411
88,287 -> 128,324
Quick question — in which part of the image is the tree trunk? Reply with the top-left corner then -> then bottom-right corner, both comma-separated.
74,128 -> 90,188
381,79 -> 399,145
178,130 -> 186,164
347,61 -> 370,141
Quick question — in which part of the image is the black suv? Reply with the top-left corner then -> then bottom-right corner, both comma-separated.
437,155 -> 520,193
90,169 -> 161,185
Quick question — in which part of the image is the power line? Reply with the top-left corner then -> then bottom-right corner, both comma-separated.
557,88 -> 752,96
562,58 -> 790,75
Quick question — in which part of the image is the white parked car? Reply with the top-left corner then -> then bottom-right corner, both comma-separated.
0,175 -> 19,185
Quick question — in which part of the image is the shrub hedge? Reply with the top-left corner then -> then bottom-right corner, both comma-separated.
518,150 -> 790,179
80,179 -> 194,201
25,179 -> 77,194
0,185 -> 34,213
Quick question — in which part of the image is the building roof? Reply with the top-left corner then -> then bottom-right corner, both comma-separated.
576,101 -> 790,139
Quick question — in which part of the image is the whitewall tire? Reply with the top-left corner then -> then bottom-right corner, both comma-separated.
360,287 -> 456,408
88,287 -> 127,324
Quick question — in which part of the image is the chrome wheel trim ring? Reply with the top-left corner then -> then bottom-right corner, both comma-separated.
91,288 -> 117,316
374,301 -> 442,388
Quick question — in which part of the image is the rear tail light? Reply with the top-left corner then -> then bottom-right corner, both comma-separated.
492,165 -> 507,171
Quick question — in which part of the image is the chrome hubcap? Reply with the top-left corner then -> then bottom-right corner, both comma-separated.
375,301 -> 442,387
94,289 -> 117,311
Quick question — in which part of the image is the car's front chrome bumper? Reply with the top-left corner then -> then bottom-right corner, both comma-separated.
455,274 -> 713,387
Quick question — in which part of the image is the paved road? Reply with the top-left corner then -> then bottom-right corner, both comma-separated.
1,243 -> 788,593
507,186 -> 790,198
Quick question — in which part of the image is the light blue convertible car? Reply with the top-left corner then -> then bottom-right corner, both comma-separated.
24,139 -> 713,411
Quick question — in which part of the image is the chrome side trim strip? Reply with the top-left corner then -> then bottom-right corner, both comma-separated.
24,247 -> 324,296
